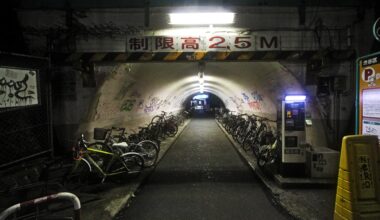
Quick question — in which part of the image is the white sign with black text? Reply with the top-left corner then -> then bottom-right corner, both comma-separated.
0,67 -> 38,108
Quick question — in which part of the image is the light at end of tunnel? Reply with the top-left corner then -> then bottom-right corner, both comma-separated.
169,13 -> 235,25
285,95 -> 307,101
193,94 -> 209,100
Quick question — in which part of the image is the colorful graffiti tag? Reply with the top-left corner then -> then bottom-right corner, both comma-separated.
144,96 -> 162,113
120,99 -> 137,112
251,90 -> 264,102
236,90 -> 265,111
241,92 -> 250,103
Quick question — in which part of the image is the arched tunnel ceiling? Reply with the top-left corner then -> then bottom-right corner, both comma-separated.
87,61 -> 304,126
132,61 -> 303,112
79,61 -> 326,147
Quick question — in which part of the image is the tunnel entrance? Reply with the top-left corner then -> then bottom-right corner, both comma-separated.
185,93 -> 225,113
51,61 -> 333,160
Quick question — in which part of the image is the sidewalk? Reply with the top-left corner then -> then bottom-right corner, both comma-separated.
216,120 -> 336,220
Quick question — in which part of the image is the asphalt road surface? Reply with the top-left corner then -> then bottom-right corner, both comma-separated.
115,113 -> 289,220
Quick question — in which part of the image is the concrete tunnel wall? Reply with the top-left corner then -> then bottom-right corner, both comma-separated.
74,62 -> 327,148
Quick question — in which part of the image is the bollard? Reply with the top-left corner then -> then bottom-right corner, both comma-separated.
334,135 -> 380,220
0,192 -> 81,220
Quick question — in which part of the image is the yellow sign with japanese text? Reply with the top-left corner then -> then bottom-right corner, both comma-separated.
334,135 -> 380,220
357,52 -> 380,138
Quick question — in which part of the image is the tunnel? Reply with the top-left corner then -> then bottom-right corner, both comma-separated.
0,1 -> 379,220
57,62 -> 326,150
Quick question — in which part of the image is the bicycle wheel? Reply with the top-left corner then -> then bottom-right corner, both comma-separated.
257,149 -> 269,167
133,140 -> 159,168
151,115 -> 162,124
165,123 -> 178,137
120,152 -> 144,174
236,129 -> 246,145
252,142 -> 260,157
242,131 -> 254,151
64,158 -> 93,186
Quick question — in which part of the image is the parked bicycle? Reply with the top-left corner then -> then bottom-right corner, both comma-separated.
66,134 -> 145,184
93,127 -> 159,168
257,131 -> 281,167
216,111 -> 281,168
127,110 -> 189,146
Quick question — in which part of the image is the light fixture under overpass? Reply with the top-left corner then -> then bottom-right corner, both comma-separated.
169,12 -> 235,25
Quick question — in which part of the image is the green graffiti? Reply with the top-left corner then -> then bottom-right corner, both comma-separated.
120,99 -> 136,112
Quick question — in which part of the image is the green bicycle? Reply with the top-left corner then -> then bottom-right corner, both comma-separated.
66,134 -> 145,184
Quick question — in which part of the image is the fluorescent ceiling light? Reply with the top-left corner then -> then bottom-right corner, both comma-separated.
169,13 -> 234,25
285,95 -> 306,101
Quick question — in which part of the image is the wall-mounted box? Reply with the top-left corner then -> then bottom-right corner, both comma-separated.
306,147 -> 339,178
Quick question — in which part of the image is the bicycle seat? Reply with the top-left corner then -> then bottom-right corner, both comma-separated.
112,142 -> 129,148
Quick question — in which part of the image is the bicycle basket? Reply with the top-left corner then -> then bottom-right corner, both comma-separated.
94,128 -> 108,140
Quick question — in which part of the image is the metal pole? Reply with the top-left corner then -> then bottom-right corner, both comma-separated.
0,192 -> 81,220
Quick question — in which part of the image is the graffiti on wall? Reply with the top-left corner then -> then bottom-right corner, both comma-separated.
241,93 -> 250,103
229,96 -> 244,112
144,96 -> 162,113
142,96 -> 175,113
240,90 -> 264,111
120,99 -> 136,112
0,68 -> 38,108
251,90 -> 264,102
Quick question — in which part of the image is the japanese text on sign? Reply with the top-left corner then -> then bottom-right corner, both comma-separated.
358,53 -> 380,138
126,35 -> 277,52
357,155 -> 375,198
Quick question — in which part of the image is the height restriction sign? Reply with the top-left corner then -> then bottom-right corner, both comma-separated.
357,52 -> 380,139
